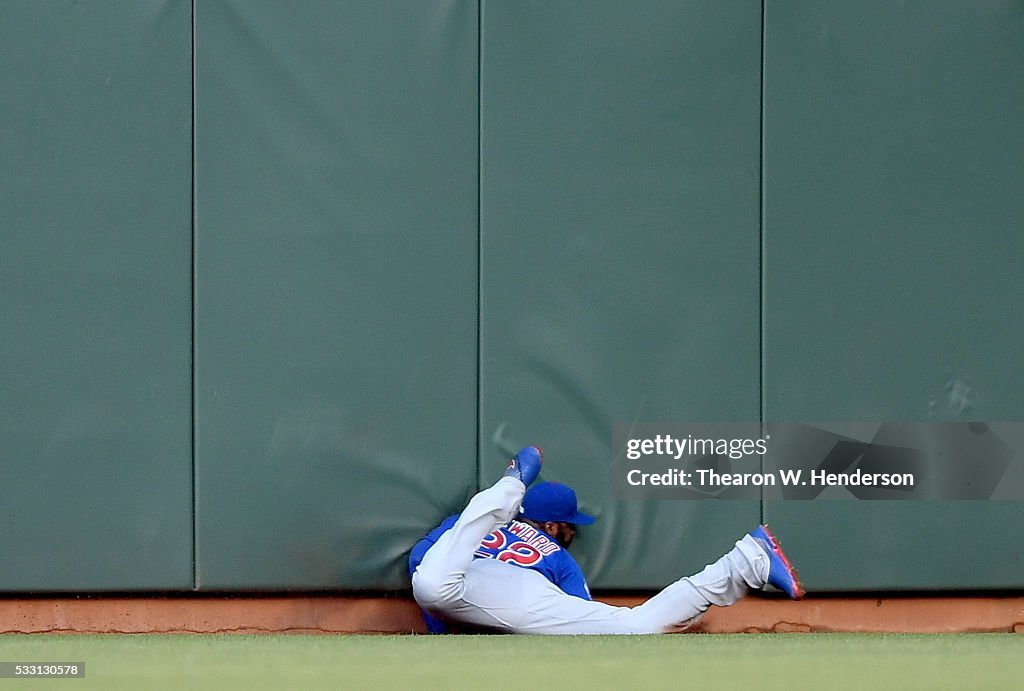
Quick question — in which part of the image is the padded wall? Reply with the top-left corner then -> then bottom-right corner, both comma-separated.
479,0 -> 763,589
0,0 -> 193,590
762,0 -> 1024,589
193,0 -> 480,589
3,0 -> 1023,595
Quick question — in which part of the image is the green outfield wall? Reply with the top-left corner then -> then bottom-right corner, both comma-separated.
1,0 -> 1021,593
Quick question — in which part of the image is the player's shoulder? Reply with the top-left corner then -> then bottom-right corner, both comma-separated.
419,513 -> 460,545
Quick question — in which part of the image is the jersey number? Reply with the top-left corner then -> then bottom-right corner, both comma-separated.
477,531 -> 542,567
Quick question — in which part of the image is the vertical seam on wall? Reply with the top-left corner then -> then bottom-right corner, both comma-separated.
758,0 -> 766,525
190,0 -> 198,591
475,0 -> 484,491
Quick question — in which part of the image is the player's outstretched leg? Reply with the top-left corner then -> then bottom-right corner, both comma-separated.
749,524 -> 804,599
581,527 -> 802,633
411,446 -> 543,616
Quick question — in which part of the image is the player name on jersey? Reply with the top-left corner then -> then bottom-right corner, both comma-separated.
506,521 -> 561,555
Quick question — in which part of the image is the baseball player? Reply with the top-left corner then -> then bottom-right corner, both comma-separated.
409,445 -> 803,634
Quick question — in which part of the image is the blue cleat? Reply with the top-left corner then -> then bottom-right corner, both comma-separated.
750,524 -> 805,600
504,446 -> 543,487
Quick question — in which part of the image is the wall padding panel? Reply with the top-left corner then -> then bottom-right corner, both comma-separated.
0,0 -> 193,591
479,0 -> 763,589
194,0 -> 480,589
762,0 -> 1024,589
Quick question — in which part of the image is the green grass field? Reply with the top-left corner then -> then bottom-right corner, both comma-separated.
0,633 -> 1021,690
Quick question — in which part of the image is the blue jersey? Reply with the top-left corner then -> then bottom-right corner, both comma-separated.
409,513 -> 592,633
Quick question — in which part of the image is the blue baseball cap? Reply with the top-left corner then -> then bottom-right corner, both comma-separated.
520,482 -> 595,525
